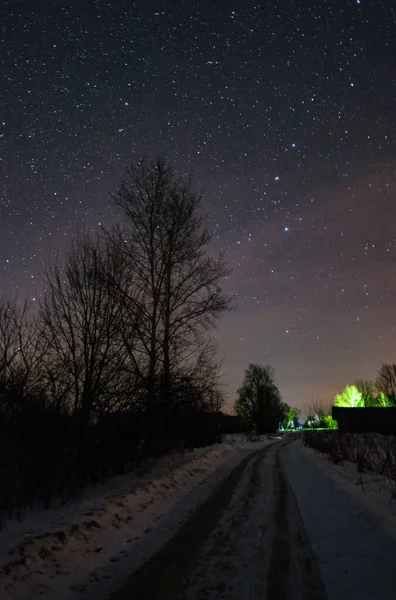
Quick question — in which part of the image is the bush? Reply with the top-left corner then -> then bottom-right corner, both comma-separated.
320,415 -> 338,429
303,430 -> 396,500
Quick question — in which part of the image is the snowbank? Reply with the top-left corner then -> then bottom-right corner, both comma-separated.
0,435 -> 272,600
281,440 -> 396,600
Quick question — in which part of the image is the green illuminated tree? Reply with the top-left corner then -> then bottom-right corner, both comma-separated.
280,404 -> 300,429
334,384 -> 364,408
375,392 -> 392,407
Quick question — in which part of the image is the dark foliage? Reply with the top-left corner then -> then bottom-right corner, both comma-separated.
219,414 -> 250,434
376,364 -> 396,406
0,159 -> 229,527
0,386 -> 223,526
303,430 -> 396,501
235,364 -> 283,433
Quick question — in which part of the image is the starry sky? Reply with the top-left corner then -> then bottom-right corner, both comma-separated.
2,0 -> 396,412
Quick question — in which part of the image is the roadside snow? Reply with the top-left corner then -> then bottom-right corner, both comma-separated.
0,434 -> 273,600
281,440 -> 396,600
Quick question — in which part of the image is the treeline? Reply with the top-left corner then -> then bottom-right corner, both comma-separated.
0,159 -> 231,522
333,365 -> 396,409
302,364 -> 396,430
355,365 -> 396,406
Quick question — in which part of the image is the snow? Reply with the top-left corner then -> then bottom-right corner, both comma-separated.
0,434 -> 273,600
4,433 -> 396,600
281,439 -> 396,600
178,441 -> 277,599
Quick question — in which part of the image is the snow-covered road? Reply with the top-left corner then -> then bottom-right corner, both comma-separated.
112,439 -> 327,600
0,435 -> 275,599
112,438 -> 396,600
2,435 -> 396,600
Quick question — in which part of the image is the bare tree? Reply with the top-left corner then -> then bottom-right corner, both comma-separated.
111,158 -> 231,413
0,296 -> 42,400
0,295 -> 23,392
303,392 -> 332,422
102,226 -> 152,403
173,339 -> 224,414
36,350 -> 74,415
39,232 -> 134,431
376,364 -> 396,406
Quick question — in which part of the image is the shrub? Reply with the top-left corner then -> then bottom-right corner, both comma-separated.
320,415 -> 338,429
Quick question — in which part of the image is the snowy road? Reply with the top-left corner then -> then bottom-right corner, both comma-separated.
3,436 -> 396,599
111,441 -> 327,600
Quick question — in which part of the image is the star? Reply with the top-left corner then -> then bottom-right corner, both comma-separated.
1,0 -> 395,412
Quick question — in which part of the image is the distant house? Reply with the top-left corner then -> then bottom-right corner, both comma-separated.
332,406 -> 396,434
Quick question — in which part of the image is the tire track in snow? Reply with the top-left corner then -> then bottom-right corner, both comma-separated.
179,442 -> 278,599
180,441 -> 328,600
265,453 -> 328,600
110,444 -> 273,600
110,440 -> 327,600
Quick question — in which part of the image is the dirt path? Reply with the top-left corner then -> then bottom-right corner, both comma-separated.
110,441 -> 327,600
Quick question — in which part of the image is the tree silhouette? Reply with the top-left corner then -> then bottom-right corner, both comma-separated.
0,296 -> 42,401
376,364 -> 396,406
40,233 -> 133,429
110,158 -> 231,415
235,364 -> 283,433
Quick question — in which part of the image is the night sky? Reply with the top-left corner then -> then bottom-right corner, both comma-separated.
2,0 -> 396,411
